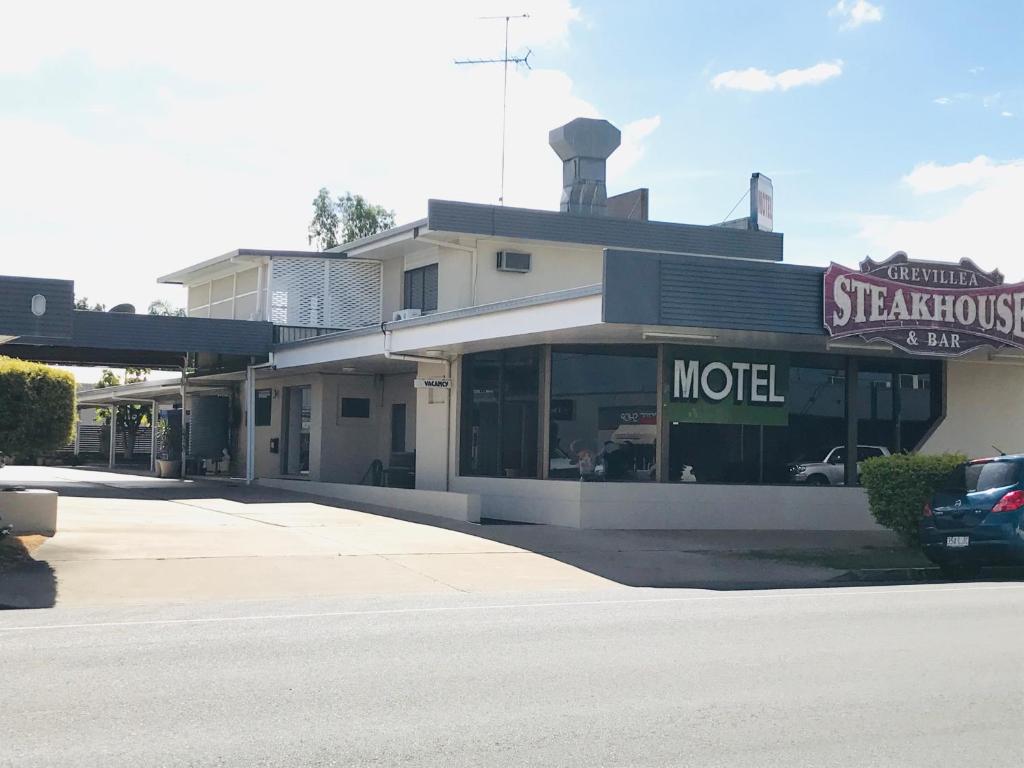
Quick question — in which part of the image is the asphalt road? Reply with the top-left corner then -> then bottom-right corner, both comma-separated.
3,583 -> 1024,767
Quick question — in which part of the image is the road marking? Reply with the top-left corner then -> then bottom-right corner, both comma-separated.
2,583 -> 1023,633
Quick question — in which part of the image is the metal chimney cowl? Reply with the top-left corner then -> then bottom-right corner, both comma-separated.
548,117 -> 621,216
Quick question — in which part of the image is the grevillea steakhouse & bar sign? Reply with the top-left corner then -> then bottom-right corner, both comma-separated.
824,252 -> 1024,357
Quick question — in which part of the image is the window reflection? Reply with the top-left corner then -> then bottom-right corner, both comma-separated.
550,347 -> 657,481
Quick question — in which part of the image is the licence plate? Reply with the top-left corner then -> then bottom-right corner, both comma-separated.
946,536 -> 969,548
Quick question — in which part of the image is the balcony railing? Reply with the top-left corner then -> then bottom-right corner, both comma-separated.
273,325 -> 347,344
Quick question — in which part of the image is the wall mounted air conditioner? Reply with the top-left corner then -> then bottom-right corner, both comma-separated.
496,251 -> 532,273
392,308 -> 423,322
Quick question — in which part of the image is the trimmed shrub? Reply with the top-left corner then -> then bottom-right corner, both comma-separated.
0,357 -> 76,460
859,452 -> 967,545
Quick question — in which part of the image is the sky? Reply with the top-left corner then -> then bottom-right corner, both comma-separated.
2,0 -> 1023,323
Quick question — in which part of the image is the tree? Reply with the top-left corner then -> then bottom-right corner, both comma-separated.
74,297 -> 106,311
308,187 -> 340,250
94,368 -> 151,462
0,357 -> 76,459
337,191 -> 396,243
148,299 -> 186,317
307,188 -> 395,250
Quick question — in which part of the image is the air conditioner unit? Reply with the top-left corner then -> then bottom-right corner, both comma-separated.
496,251 -> 531,273
392,308 -> 423,322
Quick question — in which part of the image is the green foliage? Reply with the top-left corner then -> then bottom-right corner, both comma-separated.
859,452 -> 967,545
148,299 -> 186,317
337,191 -> 396,243
307,188 -> 395,249
308,187 -> 340,250
94,368 -> 152,460
73,297 -> 106,311
0,357 -> 76,458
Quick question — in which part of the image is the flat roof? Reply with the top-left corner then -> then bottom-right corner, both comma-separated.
157,248 -> 347,285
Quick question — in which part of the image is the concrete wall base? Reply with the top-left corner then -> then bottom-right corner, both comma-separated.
257,478 -> 481,524
0,489 -> 58,536
452,477 -> 881,531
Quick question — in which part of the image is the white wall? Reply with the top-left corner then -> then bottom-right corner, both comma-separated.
450,476 -> 879,530
921,359 -> 1024,457
257,478 -> 481,524
414,359 -> 455,491
318,373 -> 417,484
472,239 -> 602,306
238,373 -> 324,480
380,237 -> 603,320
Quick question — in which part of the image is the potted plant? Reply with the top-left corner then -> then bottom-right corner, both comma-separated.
155,414 -> 182,478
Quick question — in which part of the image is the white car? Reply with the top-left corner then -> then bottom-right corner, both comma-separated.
790,445 -> 891,486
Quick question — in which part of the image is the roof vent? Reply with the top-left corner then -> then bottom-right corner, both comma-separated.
549,117 -> 621,217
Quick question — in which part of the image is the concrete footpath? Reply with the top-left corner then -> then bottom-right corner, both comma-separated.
0,466 -> 896,608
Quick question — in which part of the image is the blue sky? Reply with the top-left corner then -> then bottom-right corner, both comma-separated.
1,0 -> 1022,319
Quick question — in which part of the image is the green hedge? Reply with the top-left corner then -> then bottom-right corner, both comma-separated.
0,357 -> 76,459
859,452 -> 967,545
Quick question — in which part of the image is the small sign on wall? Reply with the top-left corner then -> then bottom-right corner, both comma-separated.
415,378 -> 451,389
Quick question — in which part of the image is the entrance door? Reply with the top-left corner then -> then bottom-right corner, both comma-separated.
283,385 -> 312,475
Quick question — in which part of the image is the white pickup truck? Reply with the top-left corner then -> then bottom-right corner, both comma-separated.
790,445 -> 891,486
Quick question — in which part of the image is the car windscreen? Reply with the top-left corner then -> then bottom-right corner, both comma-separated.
963,461 -> 1021,493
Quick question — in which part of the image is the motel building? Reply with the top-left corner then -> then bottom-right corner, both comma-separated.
4,116 -> 1024,530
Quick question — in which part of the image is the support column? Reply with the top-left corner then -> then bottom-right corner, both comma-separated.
108,402 -> 116,469
73,418 -> 81,457
657,344 -> 669,483
180,357 -> 188,479
539,345 -> 551,480
845,357 -> 859,486
245,365 -> 256,485
150,400 -> 157,474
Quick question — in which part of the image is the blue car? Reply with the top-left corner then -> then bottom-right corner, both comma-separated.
920,454 -> 1024,577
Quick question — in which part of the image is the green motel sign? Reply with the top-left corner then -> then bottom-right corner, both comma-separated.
664,349 -> 790,426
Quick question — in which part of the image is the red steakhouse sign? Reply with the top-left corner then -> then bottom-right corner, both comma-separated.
823,253 -> 1024,357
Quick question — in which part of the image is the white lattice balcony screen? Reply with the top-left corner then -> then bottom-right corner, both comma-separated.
268,257 -> 382,328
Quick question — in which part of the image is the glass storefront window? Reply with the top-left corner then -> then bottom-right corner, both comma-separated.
460,347 -> 540,478
549,346 -> 657,481
858,360 -> 942,457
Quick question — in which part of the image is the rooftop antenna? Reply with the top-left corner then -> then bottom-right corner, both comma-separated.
455,13 -> 531,205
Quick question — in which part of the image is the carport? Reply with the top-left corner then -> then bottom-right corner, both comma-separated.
0,275 -> 273,478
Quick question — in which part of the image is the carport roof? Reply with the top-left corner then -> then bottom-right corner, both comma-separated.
1,275 -> 273,368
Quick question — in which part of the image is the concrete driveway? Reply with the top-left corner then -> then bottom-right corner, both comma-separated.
0,466 -> 880,608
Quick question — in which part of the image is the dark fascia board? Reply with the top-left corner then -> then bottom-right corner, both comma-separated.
0,275 -> 74,341
427,199 -> 783,261
62,311 -> 274,357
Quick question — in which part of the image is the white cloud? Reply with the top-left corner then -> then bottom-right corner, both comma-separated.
711,60 -> 843,92
902,155 -> 1022,194
933,97 -> 952,105
1002,111 -> 1014,118
857,157 -> 1024,277
0,0 -> 660,312
830,0 -> 883,29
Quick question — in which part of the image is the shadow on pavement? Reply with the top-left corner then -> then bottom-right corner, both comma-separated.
0,539 -> 56,609
6,466 -> 1023,594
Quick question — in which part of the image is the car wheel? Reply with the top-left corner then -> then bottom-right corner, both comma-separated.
806,474 -> 829,486
939,563 -> 982,580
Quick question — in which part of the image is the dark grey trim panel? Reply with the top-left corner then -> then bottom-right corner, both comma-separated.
0,275 -> 74,341
603,249 -> 825,335
68,311 -> 274,355
428,199 -> 783,261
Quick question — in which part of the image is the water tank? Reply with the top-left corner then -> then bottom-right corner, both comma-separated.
189,396 -> 229,459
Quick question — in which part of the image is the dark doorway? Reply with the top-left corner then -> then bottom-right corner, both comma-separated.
391,403 -> 407,453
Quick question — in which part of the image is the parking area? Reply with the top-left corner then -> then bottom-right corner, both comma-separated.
0,466 -> 891,608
